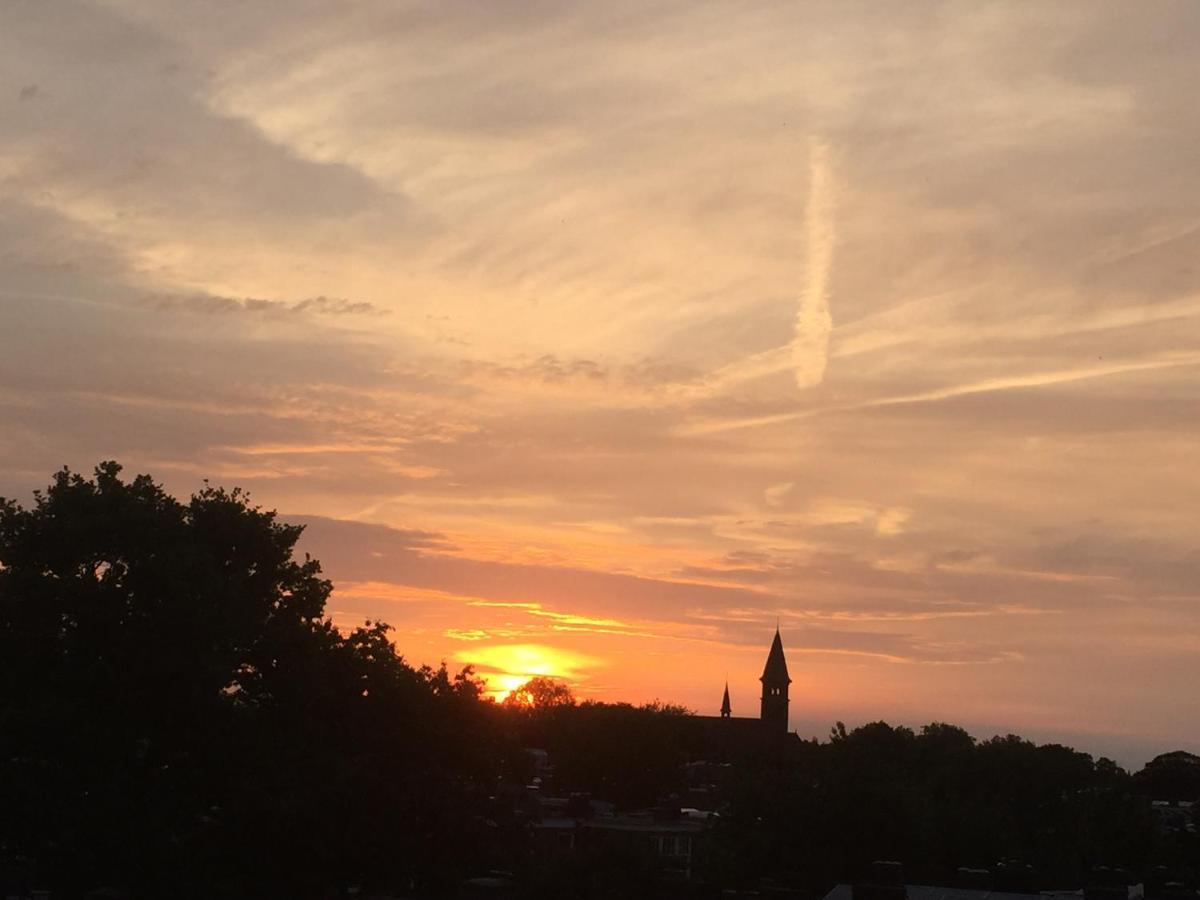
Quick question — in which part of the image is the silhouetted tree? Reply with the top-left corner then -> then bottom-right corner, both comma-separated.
1135,751 -> 1200,801
709,719 -> 1159,894
503,676 -> 577,709
0,463 -> 509,899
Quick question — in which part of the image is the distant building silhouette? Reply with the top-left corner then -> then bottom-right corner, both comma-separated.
759,626 -> 791,736
707,625 -> 792,736
684,627 -> 799,760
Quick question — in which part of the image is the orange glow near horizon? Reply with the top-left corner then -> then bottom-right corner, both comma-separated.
458,643 -> 604,702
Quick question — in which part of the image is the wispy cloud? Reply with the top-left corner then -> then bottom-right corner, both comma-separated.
144,293 -> 384,317
792,138 -> 836,389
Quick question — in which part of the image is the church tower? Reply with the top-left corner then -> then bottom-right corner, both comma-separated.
720,681 -> 731,718
759,627 -> 791,736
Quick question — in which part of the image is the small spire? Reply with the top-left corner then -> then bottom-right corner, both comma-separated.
720,680 -> 732,718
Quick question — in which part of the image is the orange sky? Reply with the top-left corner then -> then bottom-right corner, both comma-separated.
2,1 -> 1199,766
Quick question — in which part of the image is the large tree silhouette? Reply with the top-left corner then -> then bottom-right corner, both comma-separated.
0,463 -> 504,898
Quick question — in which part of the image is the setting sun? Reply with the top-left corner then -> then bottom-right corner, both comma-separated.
460,643 -> 602,702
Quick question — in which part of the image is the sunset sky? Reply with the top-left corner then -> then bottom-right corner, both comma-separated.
3,1 -> 1199,766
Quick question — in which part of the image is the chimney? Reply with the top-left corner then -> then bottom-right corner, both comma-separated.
852,861 -> 906,900
1146,866 -> 1171,900
1084,867 -> 1130,900
652,802 -> 683,822
994,860 -> 1035,893
956,868 -> 991,890
565,792 -> 593,820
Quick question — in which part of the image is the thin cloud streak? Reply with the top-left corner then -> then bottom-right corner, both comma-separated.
792,137 -> 836,390
682,352 -> 1200,435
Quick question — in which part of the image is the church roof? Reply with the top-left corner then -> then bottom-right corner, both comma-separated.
760,627 -> 791,684
720,681 -> 731,715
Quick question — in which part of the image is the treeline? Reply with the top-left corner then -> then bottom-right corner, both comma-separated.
1,464 -> 1196,899
495,703 -> 1199,896
703,723 -> 1198,894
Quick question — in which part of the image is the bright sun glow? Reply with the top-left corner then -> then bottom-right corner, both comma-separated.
460,644 -> 601,701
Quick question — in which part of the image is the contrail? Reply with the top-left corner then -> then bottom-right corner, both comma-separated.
663,138 -> 836,403
680,351 -> 1200,436
792,138 -> 835,389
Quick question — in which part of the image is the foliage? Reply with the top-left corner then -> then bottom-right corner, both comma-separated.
705,721 -> 1169,894
1135,751 -> 1200,801
503,675 -> 577,709
508,699 -> 697,809
0,463 -> 507,898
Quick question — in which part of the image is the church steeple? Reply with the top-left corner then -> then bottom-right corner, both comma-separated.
759,626 -> 791,735
720,681 -> 731,718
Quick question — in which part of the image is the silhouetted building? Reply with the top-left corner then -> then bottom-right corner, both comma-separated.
825,862 -> 1085,900
824,883 -> 1053,900
527,794 -> 706,881
682,627 -> 800,761
824,864 -> 1149,900
759,626 -> 792,736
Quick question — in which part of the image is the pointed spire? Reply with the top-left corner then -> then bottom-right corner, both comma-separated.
760,626 -> 791,685
720,681 -> 732,718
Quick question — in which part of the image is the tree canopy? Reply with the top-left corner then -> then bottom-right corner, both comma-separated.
502,676 -> 577,709
0,463 -> 506,898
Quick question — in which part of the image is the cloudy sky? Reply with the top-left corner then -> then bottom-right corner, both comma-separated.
3,0 -> 1199,765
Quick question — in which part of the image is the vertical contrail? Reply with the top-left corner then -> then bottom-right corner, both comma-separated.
792,138 -> 835,389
